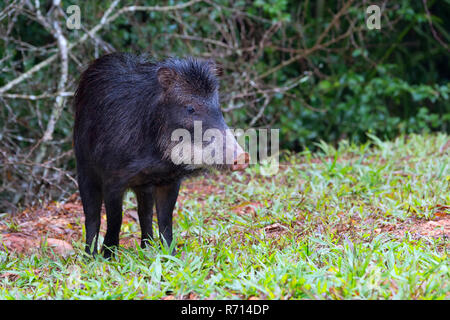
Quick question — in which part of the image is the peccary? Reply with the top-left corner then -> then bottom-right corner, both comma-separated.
73,53 -> 249,258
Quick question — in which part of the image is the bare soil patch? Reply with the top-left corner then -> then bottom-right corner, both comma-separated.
1,180 -> 448,255
0,177 -> 225,255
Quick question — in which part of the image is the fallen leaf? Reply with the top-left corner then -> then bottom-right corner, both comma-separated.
41,238 -> 74,258
63,203 -> 82,211
262,223 -> 288,236
0,233 -> 39,253
0,272 -> 19,281
435,212 -> 447,217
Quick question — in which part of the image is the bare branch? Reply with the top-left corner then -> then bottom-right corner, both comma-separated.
41,1 -> 69,143
0,0 -> 202,95
1,92 -> 73,100
423,0 -> 449,51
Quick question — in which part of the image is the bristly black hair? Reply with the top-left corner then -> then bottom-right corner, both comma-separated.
73,53 -> 221,175
159,56 -> 219,96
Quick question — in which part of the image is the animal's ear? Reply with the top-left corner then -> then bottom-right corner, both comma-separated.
157,67 -> 178,89
207,60 -> 224,77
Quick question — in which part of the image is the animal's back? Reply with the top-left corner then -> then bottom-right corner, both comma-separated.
73,53 -> 158,165
74,53 -> 152,121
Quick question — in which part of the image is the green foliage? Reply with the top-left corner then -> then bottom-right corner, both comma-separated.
243,0 -> 450,150
0,134 -> 448,299
275,68 -> 449,149
0,0 -> 449,209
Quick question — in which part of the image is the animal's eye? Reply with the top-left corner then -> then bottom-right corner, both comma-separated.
187,106 -> 195,114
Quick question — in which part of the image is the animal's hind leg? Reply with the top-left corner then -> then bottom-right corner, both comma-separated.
102,187 -> 125,259
78,170 -> 102,256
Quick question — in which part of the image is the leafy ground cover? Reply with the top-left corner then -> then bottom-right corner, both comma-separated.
0,133 -> 449,299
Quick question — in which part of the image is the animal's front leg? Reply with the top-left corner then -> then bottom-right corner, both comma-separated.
154,180 -> 181,251
133,185 -> 155,248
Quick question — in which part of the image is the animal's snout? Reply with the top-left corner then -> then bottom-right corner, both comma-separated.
231,151 -> 250,171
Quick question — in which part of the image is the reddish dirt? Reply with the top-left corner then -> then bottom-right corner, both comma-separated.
0,177 -> 226,255
382,215 -> 450,239
1,178 -> 448,255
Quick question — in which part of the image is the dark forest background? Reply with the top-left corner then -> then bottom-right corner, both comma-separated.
0,0 -> 449,211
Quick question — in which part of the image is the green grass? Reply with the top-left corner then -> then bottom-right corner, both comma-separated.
0,133 -> 449,299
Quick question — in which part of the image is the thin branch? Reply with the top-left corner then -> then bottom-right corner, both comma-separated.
0,0 -> 202,95
1,92 -> 74,100
423,0 -> 449,51
41,2 -> 68,143
258,0 -> 356,80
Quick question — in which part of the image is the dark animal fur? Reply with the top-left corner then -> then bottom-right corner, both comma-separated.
73,53 -> 227,257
